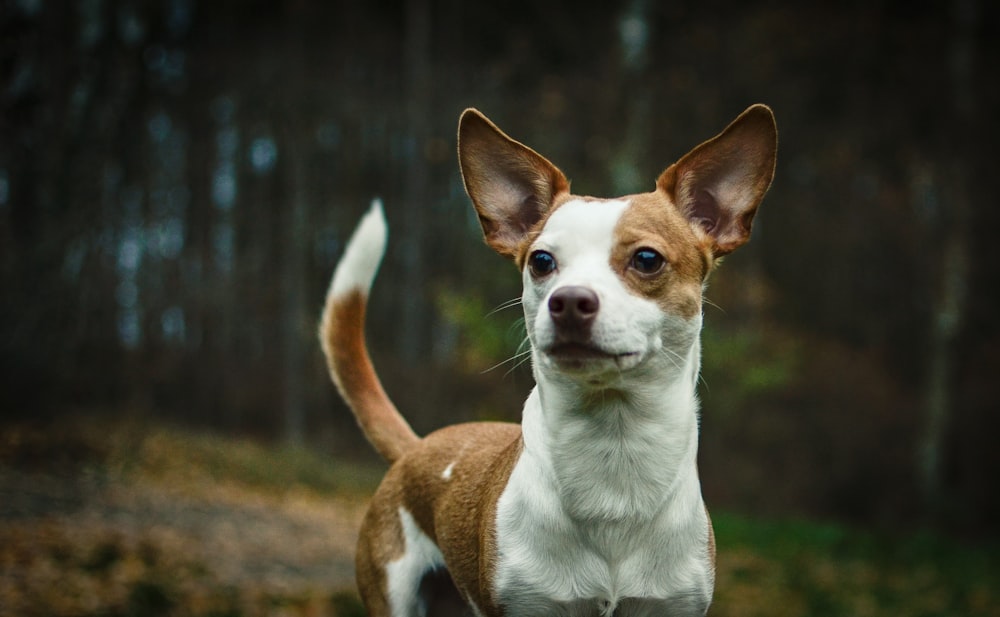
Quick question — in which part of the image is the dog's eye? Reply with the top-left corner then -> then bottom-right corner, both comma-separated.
630,248 -> 665,274
528,250 -> 557,277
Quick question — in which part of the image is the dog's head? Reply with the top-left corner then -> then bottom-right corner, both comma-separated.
459,106 -> 777,387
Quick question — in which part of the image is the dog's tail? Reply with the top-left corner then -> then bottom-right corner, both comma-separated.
319,199 -> 419,463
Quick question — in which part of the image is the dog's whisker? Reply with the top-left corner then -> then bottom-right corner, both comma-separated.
514,331 -> 530,354
655,346 -> 685,371
702,296 -> 726,314
487,297 -> 523,317
656,346 -> 710,389
506,350 -> 534,377
506,334 -> 536,374
698,373 -> 710,391
480,346 -> 533,376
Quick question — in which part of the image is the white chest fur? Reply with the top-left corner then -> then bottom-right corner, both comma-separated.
492,390 -> 714,617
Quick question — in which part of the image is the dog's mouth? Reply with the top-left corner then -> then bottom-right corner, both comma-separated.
544,342 -> 638,365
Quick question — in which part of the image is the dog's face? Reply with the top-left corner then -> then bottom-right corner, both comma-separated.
458,107 -> 777,387
518,194 -> 707,387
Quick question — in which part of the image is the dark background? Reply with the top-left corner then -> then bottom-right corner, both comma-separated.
2,0 -> 998,536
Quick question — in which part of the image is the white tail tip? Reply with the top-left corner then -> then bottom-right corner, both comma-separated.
329,198 -> 388,299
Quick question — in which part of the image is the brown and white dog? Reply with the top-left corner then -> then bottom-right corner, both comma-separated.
320,105 -> 777,616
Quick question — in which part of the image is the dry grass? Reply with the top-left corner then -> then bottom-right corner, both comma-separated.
0,414 -> 371,617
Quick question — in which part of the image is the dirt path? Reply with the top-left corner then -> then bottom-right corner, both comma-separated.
0,420 -> 369,617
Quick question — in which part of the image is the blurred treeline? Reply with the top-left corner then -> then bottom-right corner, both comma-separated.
2,0 -> 997,535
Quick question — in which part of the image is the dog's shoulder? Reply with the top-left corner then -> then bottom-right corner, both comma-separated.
390,422 -> 523,530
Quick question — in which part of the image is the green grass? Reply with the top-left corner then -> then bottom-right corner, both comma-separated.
711,512 -> 999,617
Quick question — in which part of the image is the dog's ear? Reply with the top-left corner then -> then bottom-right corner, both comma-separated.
458,109 -> 570,259
657,104 -> 777,257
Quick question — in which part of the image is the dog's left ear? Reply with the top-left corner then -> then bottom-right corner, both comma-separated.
658,104 -> 777,257
458,109 -> 570,260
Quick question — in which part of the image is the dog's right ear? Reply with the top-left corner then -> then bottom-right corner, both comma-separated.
458,109 -> 570,260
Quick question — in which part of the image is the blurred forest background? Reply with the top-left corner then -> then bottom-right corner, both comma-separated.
2,0 -> 999,574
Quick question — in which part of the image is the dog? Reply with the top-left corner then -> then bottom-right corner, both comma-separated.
320,105 -> 777,616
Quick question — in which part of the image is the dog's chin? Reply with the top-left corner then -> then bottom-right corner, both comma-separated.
540,342 -> 642,379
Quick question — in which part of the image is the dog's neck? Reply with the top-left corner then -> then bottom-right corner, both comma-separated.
522,333 -> 704,523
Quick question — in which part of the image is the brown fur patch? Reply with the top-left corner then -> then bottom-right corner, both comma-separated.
321,290 -> 419,463
357,422 -> 523,615
611,192 -> 712,320
355,473 -> 407,614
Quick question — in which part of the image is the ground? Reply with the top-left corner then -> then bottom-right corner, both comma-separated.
1,413 -> 997,617
0,415 -> 370,617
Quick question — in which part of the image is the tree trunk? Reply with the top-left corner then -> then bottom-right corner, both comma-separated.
279,2 -> 311,444
398,0 -> 432,363
610,0 -> 651,196
916,0 -> 976,516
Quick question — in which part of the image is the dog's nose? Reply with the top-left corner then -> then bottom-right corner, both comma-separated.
548,286 -> 599,329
